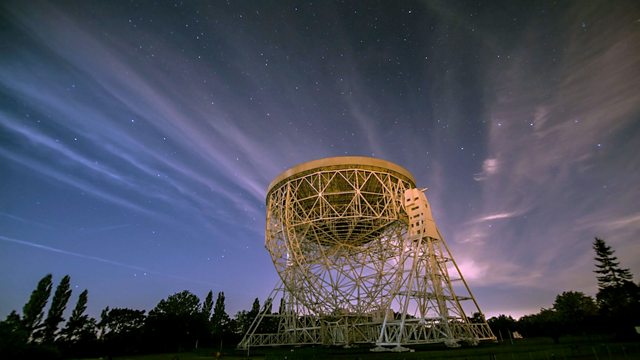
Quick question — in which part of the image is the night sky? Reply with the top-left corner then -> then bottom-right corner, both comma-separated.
2,1 -> 639,321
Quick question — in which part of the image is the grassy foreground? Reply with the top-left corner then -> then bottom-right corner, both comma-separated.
111,337 -> 640,360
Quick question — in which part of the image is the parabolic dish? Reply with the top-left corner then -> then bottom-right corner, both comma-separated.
266,156 -> 416,247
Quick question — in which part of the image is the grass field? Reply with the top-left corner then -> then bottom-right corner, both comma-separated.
111,337 -> 640,360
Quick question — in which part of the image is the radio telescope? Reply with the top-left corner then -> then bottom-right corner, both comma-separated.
239,157 -> 495,351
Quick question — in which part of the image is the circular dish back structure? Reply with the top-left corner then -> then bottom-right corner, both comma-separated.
240,156 -> 495,351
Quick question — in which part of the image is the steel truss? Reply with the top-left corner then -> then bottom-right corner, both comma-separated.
239,159 -> 495,351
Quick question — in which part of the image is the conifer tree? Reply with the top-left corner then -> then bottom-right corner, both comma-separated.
249,298 -> 260,318
71,290 -> 88,320
202,290 -> 214,322
248,298 -> 260,330
211,292 -> 230,339
593,237 -> 633,289
62,289 -> 95,342
592,237 -> 640,335
42,275 -> 72,343
22,273 -> 53,340
263,297 -> 273,315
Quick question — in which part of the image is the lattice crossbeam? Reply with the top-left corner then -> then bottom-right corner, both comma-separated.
238,158 -> 495,351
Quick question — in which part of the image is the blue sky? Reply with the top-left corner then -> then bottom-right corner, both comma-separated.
1,0 -> 639,320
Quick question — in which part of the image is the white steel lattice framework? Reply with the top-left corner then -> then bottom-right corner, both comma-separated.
239,157 -> 495,352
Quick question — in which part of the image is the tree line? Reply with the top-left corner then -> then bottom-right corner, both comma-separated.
1,237 -> 638,358
486,238 -> 640,343
0,277 -> 266,358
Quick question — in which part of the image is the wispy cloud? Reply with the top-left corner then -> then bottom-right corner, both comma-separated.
1,2 -> 274,225
0,147 -> 157,217
602,213 -> 640,231
450,2 -> 640,292
0,212 -> 54,229
0,234 -> 220,287
473,158 -> 499,181
78,224 -> 133,234
455,256 -> 544,288
470,211 -> 520,224
0,112 -> 129,184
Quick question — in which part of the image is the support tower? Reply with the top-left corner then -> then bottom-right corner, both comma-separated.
239,157 -> 495,351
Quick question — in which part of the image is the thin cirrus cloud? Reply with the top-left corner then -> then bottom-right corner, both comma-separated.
473,158 -> 498,181
457,3 -> 640,295
469,211 -> 520,224
422,5 -> 640,310
0,112 -> 129,184
0,106 -> 230,227
602,213 -> 640,231
1,3 -> 276,225
0,235 -> 220,287
0,146 -> 157,218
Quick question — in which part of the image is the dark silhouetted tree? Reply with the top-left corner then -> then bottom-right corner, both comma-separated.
235,297 -> 261,340
41,275 -> 72,343
538,309 -> 562,343
232,310 -> 248,336
248,298 -> 260,332
520,308 -> 561,343
99,307 -> 146,356
98,306 -> 145,338
593,237 -> 640,337
146,290 -> 206,352
200,290 -> 215,346
61,289 -> 96,342
263,297 -> 273,314
59,290 -> 97,358
552,291 -> 597,335
62,290 -> 88,340
0,311 -> 29,357
99,307 -> 146,338
21,274 -> 52,340
258,297 -> 278,333
250,298 -> 260,318
487,314 -> 516,341
594,237 -> 633,288
211,292 -> 230,339
469,312 -> 486,324
202,290 -> 214,323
